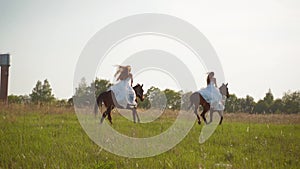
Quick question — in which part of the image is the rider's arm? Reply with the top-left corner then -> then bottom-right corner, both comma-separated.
214,78 -> 218,87
129,73 -> 133,86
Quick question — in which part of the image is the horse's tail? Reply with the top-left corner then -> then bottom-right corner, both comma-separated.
188,97 -> 194,110
188,102 -> 193,110
188,92 -> 199,110
94,93 -> 104,116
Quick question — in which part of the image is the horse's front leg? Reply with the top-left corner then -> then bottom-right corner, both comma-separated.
131,108 -> 140,123
218,110 -> 224,125
135,108 -> 140,123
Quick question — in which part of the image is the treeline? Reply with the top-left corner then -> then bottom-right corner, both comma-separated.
8,79 -> 73,107
225,89 -> 300,114
7,78 -> 300,114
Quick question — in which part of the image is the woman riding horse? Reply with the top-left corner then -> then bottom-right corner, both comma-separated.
110,65 -> 137,108
198,72 -> 225,111
94,65 -> 144,124
190,72 -> 229,125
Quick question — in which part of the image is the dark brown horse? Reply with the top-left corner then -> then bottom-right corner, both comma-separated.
94,84 -> 144,124
189,83 -> 229,125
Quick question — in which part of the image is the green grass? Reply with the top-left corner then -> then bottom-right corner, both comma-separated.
0,105 -> 299,169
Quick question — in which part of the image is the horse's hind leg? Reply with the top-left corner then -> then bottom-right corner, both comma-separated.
107,107 -> 113,124
107,114 -> 112,124
219,116 -> 223,125
208,109 -> 213,124
193,105 -> 201,125
100,109 -> 108,124
100,106 -> 113,124
201,106 -> 210,124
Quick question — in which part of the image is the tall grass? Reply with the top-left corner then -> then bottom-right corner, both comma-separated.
0,104 -> 299,168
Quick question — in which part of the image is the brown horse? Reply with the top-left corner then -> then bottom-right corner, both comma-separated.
94,84 -> 144,124
189,83 -> 229,125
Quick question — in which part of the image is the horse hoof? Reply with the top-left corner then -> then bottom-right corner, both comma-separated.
198,121 -> 201,125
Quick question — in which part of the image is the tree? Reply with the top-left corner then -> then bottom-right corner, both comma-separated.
264,89 -> 274,104
163,89 -> 181,110
55,99 -> 68,107
30,79 -> 55,104
146,86 -> 165,109
271,98 -> 284,113
30,80 -> 42,103
137,96 -> 150,109
263,89 -> 274,113
181,91 -> 192,110
225,94 -> 238,113
253,100 -> 268,114
136,86 -> 152,109
73,77 -> 93,106
67,97 -> 73,106
74,78 -> 89,97
19,95 -> 31,104
8,95 -> 22,104
41,79 -> 55,103
92,78 -> 112,97
282,91 -> 300,114
73,78 -> 112,106
239,95 -> 255,113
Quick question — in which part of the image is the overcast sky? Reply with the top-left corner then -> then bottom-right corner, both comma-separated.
0,0 -> 299,101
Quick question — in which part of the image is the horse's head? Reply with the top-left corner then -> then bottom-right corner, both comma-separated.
133,84 -> 144,101
219,83 -> 230,98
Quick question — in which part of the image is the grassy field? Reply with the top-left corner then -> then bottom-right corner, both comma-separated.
0,105 -> 300,169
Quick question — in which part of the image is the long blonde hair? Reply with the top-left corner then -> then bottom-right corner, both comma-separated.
206,72 -> 215,85
114,65 -> 131,81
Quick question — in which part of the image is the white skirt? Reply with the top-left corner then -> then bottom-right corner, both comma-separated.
109,79 -> 136,108
198,83 -> 224,111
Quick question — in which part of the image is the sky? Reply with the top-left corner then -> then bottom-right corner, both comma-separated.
0,0 -> 299,101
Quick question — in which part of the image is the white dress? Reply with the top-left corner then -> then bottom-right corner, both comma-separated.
198,81 -> 225,111
109,77 -> 137,108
